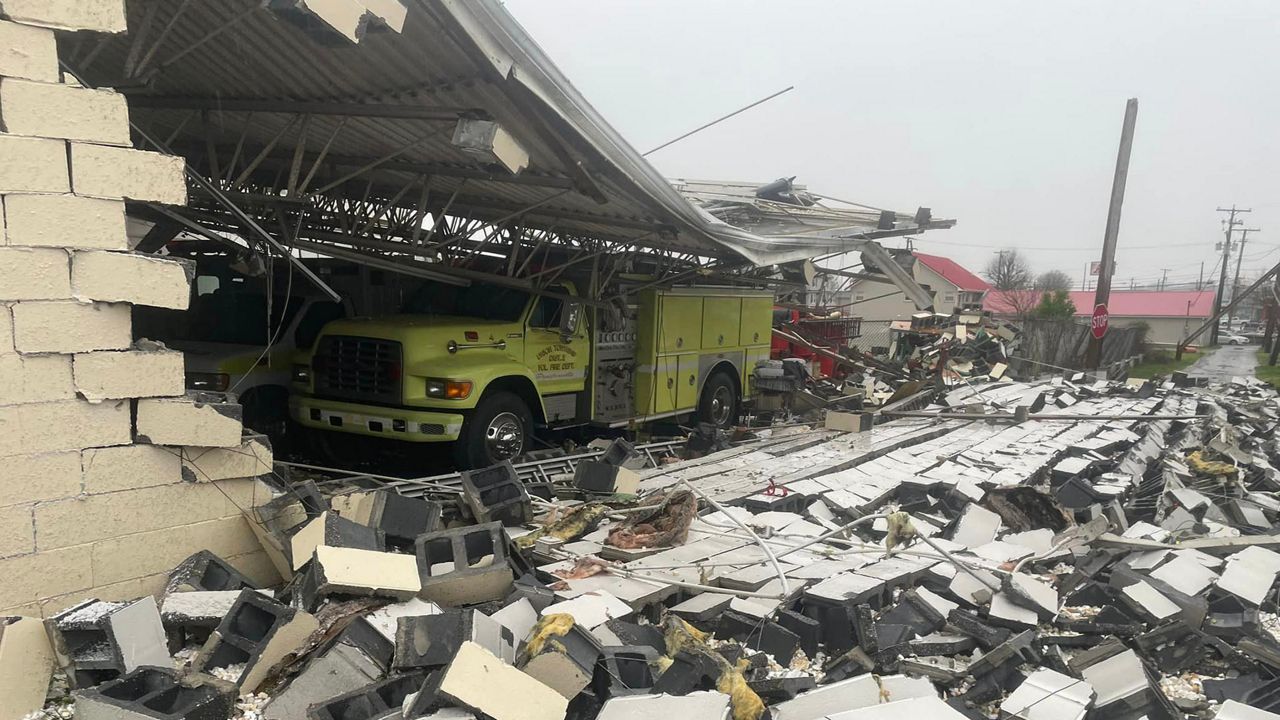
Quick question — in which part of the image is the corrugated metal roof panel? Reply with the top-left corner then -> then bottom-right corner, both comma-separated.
71,0 -> 950,267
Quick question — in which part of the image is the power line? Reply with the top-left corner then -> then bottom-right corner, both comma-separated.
906,237 -> 1218,251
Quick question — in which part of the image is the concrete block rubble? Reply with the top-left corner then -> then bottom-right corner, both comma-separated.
12,373 -> 1280,720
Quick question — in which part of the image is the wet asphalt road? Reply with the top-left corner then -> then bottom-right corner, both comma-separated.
1187,343 -> 1258,382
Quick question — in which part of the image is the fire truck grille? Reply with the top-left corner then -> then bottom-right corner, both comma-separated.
313,336 -> 403,405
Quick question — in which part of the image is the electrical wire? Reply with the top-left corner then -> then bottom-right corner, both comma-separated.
229,240 -> 296,394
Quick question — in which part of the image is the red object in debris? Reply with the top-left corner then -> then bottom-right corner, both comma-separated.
1091,304 -> 1109,339
771,308 -> 861,378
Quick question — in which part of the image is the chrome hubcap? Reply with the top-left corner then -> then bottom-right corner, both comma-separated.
485,412 -> 524,460
710,386 -> 734,426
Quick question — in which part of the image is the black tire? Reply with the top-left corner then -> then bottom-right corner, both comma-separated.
454,391 -> 533,469
698,371 -> 740,430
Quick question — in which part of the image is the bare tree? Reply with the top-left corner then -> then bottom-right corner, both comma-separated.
1035,270 -> 1074,292
984,249 -> 1033,291
984,249 -> 1039,318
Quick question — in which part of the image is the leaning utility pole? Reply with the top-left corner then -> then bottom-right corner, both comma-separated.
1271,271 -> 1280,367
1264,272 -> 1279,360
1229,227 -> 1260,325
1210,206 -> 1250,345
1084,98 -> 1138,369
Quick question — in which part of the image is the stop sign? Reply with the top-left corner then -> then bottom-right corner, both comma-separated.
1091,304 -> 1109,339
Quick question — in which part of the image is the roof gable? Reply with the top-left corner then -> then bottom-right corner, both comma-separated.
913,253 -> 991,292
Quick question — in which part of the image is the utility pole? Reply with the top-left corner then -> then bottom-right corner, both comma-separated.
1085,98 -> 1138,369
1198,261 -> 1204,291
1210,206 -> 1250,346
1270,272 -> 1280,367
1264,272 -> 1279,359
1229,227 -> 1260,325
1159,268 -> 1169,291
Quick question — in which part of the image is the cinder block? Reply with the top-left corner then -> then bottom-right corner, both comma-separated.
0,545 -> 93,611
1,194 -> 127,249
263,626 -> 389,720
825,410 -> 873,432
0,246 -> 70,300
0,133 -> 68,193
290,511 -> 384,571
46,597 -> 169,688
0,451 -> 79,507
33,481 -> 234,550
0,399 -> 130,458
94,517 -> 261,588
394,610 -> 514,669
0,78 -> 129,145
72,251 -> 193,309
136,393 -> 243,448
595,646 -> 661,698
415,522 -> 514,606
11,301 -> 130,353
460,461 -> 531,526
191,589 -> 319,691
0,504 -> 33,558
0,615 -> 56,720
0,352 -> 74,404
0,20 -> 58,82
73,667 -> 237,720
436,641 -> 568,720
0,0 -> 127,33
311,546 -> 422,600
329,489 -> 441,550
573,460 -> 640,495
82,443 -> 181,494
307,671 -> 430,720
181,434 -> 272,482
518,616 -> 602,699
161,590 -> 248,634
168,550 -> 261,595
73,348 -> 184,400
70,143 -> 187,205
226,550 -> 284,588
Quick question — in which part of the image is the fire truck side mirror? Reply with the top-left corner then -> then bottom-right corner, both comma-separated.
560,301 -> 582,342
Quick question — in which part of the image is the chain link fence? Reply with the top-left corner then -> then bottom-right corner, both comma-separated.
851,321 -> 896,356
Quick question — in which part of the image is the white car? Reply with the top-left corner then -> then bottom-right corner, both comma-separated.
1224,334 -> 1251,345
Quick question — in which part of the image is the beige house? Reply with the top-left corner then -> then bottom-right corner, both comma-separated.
845,252 -> 991,322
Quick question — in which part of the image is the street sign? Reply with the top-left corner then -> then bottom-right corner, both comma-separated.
1091,304 -> 1109,339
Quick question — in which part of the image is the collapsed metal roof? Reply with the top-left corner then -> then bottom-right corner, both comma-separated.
70,0 -> 951,278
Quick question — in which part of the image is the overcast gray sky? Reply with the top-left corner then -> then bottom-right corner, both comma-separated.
504,0 -> 1280,289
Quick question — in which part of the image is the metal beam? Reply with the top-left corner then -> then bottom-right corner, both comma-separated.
1178,256 -> 1280,354
172,142 -> 576,190
126,94 -> 477,121
291,239 -> 610,308
858,241 -> 935,311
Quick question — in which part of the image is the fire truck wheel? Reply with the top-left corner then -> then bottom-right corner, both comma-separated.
698,371 -> 739,430
455,391 -> 532,469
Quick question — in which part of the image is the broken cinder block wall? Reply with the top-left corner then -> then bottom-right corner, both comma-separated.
0,0 -> 281,618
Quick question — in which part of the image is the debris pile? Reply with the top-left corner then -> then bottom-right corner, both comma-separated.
12,375 -> 1280,720
888,311 -> 1020,381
